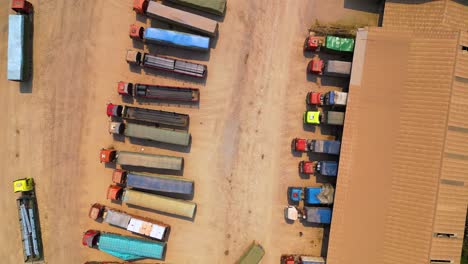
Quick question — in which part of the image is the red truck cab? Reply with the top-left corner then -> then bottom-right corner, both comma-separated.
117,82 -> 132,95
292,138 -> 307,152
309,59 -> 324,75
299,161 -> 316,174
133,0 -> 149,14
11,0 -> 32,14
129,24 -> 144,40
281,255 -> 296,264
100,149 -> 116,163
304,36 -> 322,51
112,169 -> 127,184
106,103 -> 122,117
306,92 -> 322,105
82,230 -> 100,247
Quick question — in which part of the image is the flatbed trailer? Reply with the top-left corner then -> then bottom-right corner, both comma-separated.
118,82 -> 200,102
126,50 -> 207,78
100,148 -> 184,171
109,122 -> 191,146
133,0 -> 218,37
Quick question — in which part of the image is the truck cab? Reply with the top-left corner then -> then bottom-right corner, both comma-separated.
292,138 -> 308,152
309,59 -> 324,74
82,230 -> 100,248
306,92 -> 323,105
107,185 -> 124,201
288,186 -> 326,205
13,178 -> 34,193
106,103 -> 123,117
303,111 -> 321,125
100,149 -> 117,163
299,160 -> 316,174
117,81 -> 133,95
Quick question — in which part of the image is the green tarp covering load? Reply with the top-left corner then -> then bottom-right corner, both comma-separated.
325,36 -> 355,52
166,0 -> 226,16
236,241 -> 265,264
98,233 -> 165,260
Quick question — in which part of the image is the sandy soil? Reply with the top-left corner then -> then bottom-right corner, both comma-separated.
0,0 -> 377,263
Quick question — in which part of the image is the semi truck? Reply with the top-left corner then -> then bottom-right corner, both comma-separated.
303,110 -> 344,126
130,24 -> 210,51
285,206 -> 332,224
133,0 -> 218,37
165,0 -> 226,16
107,185 -> 197,219
236,241 -> 265,264
13,178 -> 43,262
306,91 -> 348,107
292,138 -> 340,155
100,148 -> 184,171
107,103 -> 189,128
309,58 -> 351,77
117,81 -> 200,102
112,169 -> 194,196
288,184 -> 334,205
299,160 -> 338,176
8,0 -> 33,81
109,122 -> 191,147
281,254 -> 326,264
82,230 -> 165,261
126,50 -> 207,78
89,203 -> 170,241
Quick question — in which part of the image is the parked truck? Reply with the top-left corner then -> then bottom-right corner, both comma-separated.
13,178 -> 43,262
306,91 -> 348,107
8,0 -> 33,81
165,0 -> 226,16
107,103 -> 189,128
281,254 -> 326,264
288,184 -> 334,205
107,185 -> 196,219
109,122 -> 191,147
82,230 -> 165,261
89,203 -> 170,241
309,58 -> 351,77
304,31 -> 355,53
133,0 -> 218,37
117,81 -> 200,102
299,160 -> 338,176
130,24 -> 210,51
285,206 -> 332,224
292,138 -> 340,155
112,169 -> 194,196
100,148 -> 184,171
236,241 -> 265,264
303,110 -> 344,126
126,50 -> 207,78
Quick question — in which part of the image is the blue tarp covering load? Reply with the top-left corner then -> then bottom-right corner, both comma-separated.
98,233 -> 165,260
144,27 -> 210,51
304,187 -> 322,205
127,172 -> 194,195
8,15 -> 25,81
317,161 -> 338,176
304,207 -> 332,224
314,140 -> 341,155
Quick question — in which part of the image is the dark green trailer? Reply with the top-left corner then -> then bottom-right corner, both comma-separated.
166,0 -> 226,16
325,35 -> 355,52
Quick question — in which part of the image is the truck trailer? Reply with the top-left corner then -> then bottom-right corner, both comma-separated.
109,122 -> 191,147
304,110 -> 344,126
165,0 -> 226,16
126,50 -> 207,78
107,103 -> 189,128
285,206 -> 332,224
8,0 -> 33,81
306,91 -> 348,107
236,241 -> 265,264
112,169 -> 194,196
292,138 -> 340,155
82,230 -> 165,261
288,185 -> 334,205
309,58 -> 351,77
107,185 -> 197,219
118,81 -> 200,102
100,148 -> 184,171
133,0 -> 218,37
130,24 -> 210,51
89,203 -> 170,241
281,254 -> 326,264
299,160 -> 338,176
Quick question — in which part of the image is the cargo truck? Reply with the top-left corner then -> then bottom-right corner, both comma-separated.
100,148 -> 184,171
8,0 -> 33,81
109,122 -> 191,147
85,262 -> 162,264
303,110 -> 344,126
299,160 -> 338,176
130,24 -> 210,51
107,103 -> 189,128
118,81 -> 200,102
89,203 -> 169,241
292,138 -> 340,155
112,169 -> 194,196
309,58 -> 351,77
13,178 -> 43,262
107,185 -> 196,219
281,254 -> 326,264
126,50 -> 207,78
236,241 -> 265,264
304,31 -> 354,53
82,230 -> 166,261
133,0 -> 218,37
306,91 -> 348,107
165,0 -> 226,16
285,206 -> 332,224
288,184 -> 334,205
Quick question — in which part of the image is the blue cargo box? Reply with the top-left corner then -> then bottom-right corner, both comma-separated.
304,187 -> 322,205
314,140 -> 341,155
127,172 -> 193,195
304,207 -> 332,224
8,15 -> 26,81
144,27 -> 210,51
317,161 -> 338,176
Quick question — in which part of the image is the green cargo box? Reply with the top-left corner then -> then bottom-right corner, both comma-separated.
236,241 -> 265,264
325,36 -> 355,52
166,0 -> 226,16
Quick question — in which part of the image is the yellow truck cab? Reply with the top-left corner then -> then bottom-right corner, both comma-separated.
304,111 -> 321,124
13,178 -> 34,193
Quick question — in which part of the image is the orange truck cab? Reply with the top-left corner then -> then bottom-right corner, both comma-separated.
133,0 -> 149,14
129,24 -> 144,40
100,149 -> 117,163
107,185 -> 124,201
112,169 -> 127,184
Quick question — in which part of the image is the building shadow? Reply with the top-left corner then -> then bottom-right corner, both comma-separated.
343,0 -> 382,13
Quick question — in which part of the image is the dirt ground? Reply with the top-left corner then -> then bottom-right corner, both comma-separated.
0,0 -> 378,263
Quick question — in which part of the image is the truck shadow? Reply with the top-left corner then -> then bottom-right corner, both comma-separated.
132,96 -> 201,109
142,67 -> 208,85
320,125 -> 342,136
162,0 -> 227,23
121,165 -> 184,176
20,10 -> 35,93
132,187 -> 195,201
128,136 -> 192,153
127,203 -> 196,222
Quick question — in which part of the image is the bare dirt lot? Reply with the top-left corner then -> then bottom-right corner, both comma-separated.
0,0 -> 378,263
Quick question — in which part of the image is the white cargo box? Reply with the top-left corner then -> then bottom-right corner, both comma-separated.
127,218 -> 166,240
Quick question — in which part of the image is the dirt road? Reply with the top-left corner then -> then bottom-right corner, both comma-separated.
0,0 -> 377,263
